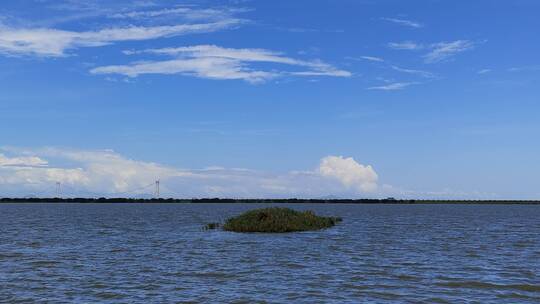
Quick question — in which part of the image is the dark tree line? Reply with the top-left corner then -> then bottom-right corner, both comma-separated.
0,197 -> 538,204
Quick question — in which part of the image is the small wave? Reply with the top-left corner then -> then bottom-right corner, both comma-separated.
436,281 -> 540,292
137,284 -> 161,291
0,252 -> 23,259
360,291 -> 404,300
282,262 -> 306,269
189,272 -> 237,279
424,297 -> 452,303
28,241 -> 42,248
95,291 -> 126,300
109,247 -> 128,253
29,260 -> 61,268
497,292 -> 540,300
89,283 -> 107,289
395,274 -> 420,281
340,283 -> 370,290
513,240 -> 535,248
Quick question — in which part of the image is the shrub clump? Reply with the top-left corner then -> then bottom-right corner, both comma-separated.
203,222 -> 221,230
222,207 -> 342,233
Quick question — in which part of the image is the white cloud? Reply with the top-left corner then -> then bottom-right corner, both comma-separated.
318,156 -> 378,192
378,184 -> 499,200
343,56 -> 383,62
477,69 -> 492,74
91,45 -> 351,83
391,65 -> 435,78
423,40 -> 475,63
367,82 -> 419,91
0,148 -> 186,195
0,20 -> 241,57
109,6 -> 247,21
359,56 -> 385,62
93,57 -> 279,83
381,17 -> 423,28
0,148 -> 378,198
16,0 -> 161,27
508,66 -> 540,72
2,147 -> 497,199
388,40 -> 476,63
43,0 -> 147,12
0,154 -> 48,167
387,41 -> 424,50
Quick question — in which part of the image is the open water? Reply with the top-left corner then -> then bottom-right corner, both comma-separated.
0,203 -> 539,303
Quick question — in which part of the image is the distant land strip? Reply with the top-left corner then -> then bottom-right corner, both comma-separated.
1,198 -> 540,204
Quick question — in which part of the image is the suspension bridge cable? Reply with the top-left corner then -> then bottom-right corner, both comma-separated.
12,181 -> 160,198
160,184 -> 184,198
107,182 -> 156,196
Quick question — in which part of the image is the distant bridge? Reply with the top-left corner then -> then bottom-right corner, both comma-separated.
17,179 -> 180,199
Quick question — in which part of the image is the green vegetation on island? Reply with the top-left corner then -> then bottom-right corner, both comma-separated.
203,222 -> 221,230
221,207 -> 342,233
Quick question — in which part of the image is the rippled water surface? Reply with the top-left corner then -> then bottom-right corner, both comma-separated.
1,203 -> 539,303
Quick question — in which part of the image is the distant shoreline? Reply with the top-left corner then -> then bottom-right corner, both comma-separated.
1,198 -> 539,204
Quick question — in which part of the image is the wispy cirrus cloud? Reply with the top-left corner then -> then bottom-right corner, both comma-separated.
348,55 -> 385,62
91,45 -> 351,83
391,65 -> 435,78
367,82 -> 419,91
477,69 -> 492,74
508,65 -> 540,72
109,6 -> 249,21
0,2 -> 248,57
423,40 -> 475,63
345,53 -> 434,90
381,17 -> 423,28
13,0 -> 167,27
0,20 -> 242,57
388,40 -> 476,63
387,41 -> 424,50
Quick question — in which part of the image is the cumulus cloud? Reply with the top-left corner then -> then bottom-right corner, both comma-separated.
0,148 -> 186,195
0,154 -> 48,167
381,17 -> 423,29
317,156 -> 378,192
0,148 -> 378,198
0,20 -> 241,57
91,45 -> 351,83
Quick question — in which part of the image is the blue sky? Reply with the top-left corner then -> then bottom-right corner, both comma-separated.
1,0 -> 539,199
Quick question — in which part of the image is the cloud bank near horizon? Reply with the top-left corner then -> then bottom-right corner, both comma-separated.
0,147 -> 378,198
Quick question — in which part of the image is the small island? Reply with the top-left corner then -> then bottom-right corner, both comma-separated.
216,207 -> 342,233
